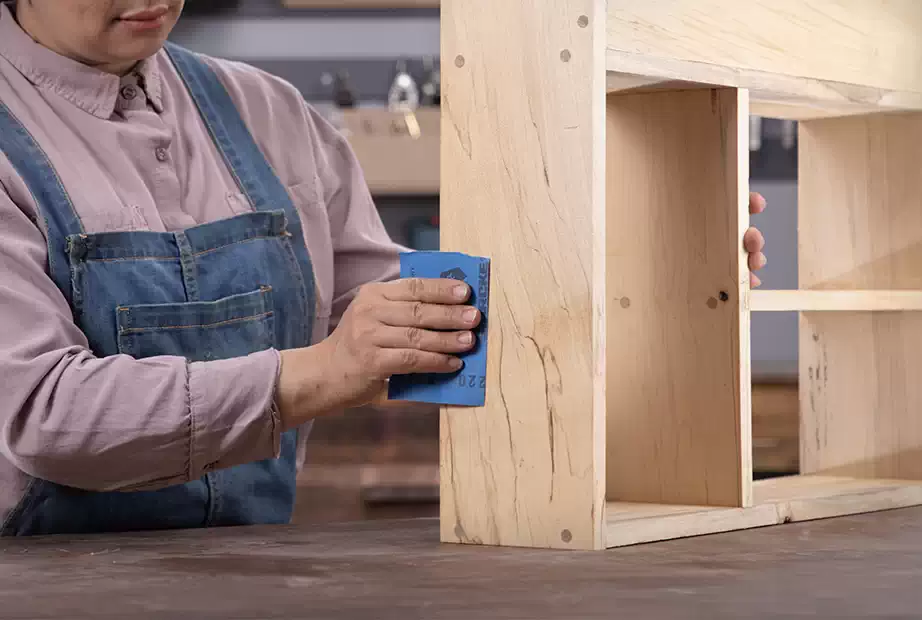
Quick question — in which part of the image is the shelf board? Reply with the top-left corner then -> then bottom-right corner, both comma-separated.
606,1 -> 922,120
605,475 -> 922,548
749,290 -> 922,312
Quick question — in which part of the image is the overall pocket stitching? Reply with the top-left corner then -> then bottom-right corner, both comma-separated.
87,256 -> 177,263
279,236 -> 312,345
192,234 -> 287,259
119,311 -> 274,334
80,234 -> 286,264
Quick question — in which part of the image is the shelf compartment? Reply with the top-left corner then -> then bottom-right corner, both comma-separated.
750,290 -> 922,312
605,475 -> 922,548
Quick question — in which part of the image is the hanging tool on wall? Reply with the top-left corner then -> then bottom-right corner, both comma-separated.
749,115 -> 763,152
420,56 -> 440,107
332,70 -> 357,109
781,120 -> 797,151
320,70 -> 358,109
388,59 -> 421,139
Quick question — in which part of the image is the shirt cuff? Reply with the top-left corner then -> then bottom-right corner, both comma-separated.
186,348 -> 282,479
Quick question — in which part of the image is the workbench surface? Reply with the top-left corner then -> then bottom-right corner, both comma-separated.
3,508 -> 922,619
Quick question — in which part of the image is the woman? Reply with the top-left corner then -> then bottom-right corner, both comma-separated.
0,0 -> 768,536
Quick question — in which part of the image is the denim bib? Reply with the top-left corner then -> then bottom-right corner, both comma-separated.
0,43 -> 315,536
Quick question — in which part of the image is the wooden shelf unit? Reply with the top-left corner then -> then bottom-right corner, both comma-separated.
440,0 -> 922,550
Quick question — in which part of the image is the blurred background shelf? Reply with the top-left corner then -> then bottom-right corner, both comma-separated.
339,107 -> 440,195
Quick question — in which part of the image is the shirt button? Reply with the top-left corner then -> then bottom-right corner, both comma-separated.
120,85 -> 137,100
155,147 -> 169,162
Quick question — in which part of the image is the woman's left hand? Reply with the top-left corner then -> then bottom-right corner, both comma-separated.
745,192 -> 767,288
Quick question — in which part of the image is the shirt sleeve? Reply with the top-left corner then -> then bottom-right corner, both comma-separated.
0,189 -> 283,492
305,103 -> 410,326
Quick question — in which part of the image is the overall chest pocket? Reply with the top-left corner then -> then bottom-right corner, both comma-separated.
115,287 -> 275,362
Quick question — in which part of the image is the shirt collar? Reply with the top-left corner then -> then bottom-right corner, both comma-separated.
0,2 -> 164,118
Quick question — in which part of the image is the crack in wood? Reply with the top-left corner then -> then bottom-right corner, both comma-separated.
497,319 -> 521,528
444,418 -> 468,544
525,335 -> 556,502
443,95 -> 472,161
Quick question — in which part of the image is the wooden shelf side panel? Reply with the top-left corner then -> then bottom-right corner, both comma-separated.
799,112 -> 922,480
439,0 -> 608,550
605,87 -> 751,508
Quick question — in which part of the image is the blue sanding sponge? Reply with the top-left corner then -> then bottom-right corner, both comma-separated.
387,251 -> 491,406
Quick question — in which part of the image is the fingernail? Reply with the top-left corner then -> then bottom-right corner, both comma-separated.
450,358 -> 464,370
453,285 -> 469,299
459,332 -> 473,345
463,308 -> 478,323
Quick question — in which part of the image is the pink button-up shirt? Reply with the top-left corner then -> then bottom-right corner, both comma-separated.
0,3 -> 404,519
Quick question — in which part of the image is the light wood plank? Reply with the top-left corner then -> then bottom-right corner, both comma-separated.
605,476 -> 922,548
604,69 -> 922,122
748,100 -> 882,122
606,52 -> 922,120
439,0 -> 608,550
607,1 -> 922,95
751,290 -> 922,313
799,112 -> 922,480
606,87 -> 751,507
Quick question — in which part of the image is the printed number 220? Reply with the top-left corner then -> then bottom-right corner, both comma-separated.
457,374 -> 486,389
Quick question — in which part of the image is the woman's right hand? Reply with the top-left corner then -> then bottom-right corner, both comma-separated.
275,278 -> 480,428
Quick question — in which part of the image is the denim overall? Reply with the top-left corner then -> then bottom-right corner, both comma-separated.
0,43 -> 315,536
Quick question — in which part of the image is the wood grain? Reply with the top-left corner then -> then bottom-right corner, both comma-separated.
605,67 -> 922,121
439,0 -> 608,550
606,87 -> 750,507
752,382 -> 799,474
799,112 -> 922,480
750,290 -> 922,312
607,1 -> 922,95
606,475 -> 922,548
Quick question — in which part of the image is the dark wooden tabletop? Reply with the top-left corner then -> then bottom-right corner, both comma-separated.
3,507 -> 922,619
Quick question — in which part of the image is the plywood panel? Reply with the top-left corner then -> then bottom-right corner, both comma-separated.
799,113 -> 922,479
606,88 -> 750,507
439,0 -> 607,550
607,1 -> 922,95
605,475 -> 922,548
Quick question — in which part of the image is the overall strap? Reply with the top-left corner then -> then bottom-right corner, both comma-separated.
163,44 -> 313,272
0,102 -> 84,307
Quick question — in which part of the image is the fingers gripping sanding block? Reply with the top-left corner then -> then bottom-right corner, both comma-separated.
387,251 -> 491,406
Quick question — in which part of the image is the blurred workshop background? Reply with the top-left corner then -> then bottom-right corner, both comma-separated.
171,0 -> 800,524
